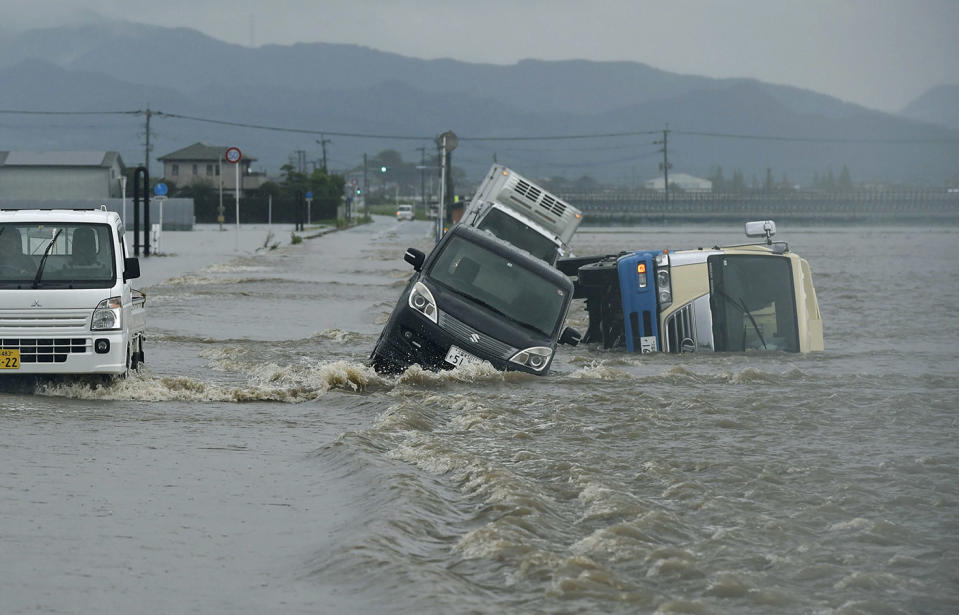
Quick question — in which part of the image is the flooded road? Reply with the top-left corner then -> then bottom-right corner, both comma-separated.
2,219 -> 957,614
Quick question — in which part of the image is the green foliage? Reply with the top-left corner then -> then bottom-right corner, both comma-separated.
290,232 -> 302,245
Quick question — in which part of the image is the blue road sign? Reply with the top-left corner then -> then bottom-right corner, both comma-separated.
154,182 -> 168,196
305,191 -> 313,199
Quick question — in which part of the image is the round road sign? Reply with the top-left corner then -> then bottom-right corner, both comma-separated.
224,147 -> 242,164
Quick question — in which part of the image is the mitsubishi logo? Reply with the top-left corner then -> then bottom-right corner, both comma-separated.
469,333 -> 480,344
31,300 -> 42,308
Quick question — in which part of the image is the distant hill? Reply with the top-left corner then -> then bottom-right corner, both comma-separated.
901,84 -> 959,130
1,20 -> 957,187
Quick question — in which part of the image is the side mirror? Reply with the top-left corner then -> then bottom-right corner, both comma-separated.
404,248 -> 425,271
560,327 -> 582,346
123,257 -> 140,281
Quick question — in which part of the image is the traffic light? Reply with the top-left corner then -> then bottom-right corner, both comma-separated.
355,188 -> 362,195
380,166 -> 387,173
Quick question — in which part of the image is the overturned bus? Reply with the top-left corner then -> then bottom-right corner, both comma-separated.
557,221 -> 824,354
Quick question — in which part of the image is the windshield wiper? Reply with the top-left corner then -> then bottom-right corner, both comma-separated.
32,229 -> 62,289
444,283 -> 548,336
735,294 -> 767,350
713,286 -> 767,350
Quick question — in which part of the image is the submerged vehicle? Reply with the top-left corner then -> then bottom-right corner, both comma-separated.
0,208 -> 145,376
558,221 -> 823,353
461,164 -> 583,265
370,224 -> 581,376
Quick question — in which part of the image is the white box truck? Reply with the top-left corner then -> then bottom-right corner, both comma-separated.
0,208 -> 146,376
461,165 -> 583,265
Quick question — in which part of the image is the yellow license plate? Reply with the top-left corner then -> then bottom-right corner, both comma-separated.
0,349 -> 20,369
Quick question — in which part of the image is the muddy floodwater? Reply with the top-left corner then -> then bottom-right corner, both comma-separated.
2,219 -> 957,614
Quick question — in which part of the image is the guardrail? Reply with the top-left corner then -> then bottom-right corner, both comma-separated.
557,191 -> 959,223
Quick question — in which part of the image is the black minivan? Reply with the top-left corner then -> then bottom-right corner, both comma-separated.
370,225 -> 581,376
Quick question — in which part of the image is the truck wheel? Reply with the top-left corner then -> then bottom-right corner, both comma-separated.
578,260 -> 620,287
128,337 -> 144,372
370,351 -> 401,375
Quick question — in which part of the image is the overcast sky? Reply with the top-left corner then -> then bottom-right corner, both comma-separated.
2,0 -> 957,113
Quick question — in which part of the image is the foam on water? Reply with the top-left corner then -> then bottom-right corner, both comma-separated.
34,360 -> 380,402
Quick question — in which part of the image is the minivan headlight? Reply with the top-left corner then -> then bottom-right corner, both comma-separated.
91,296 -> 122,331
408,281 -> 438,323
509,346 -> 552,372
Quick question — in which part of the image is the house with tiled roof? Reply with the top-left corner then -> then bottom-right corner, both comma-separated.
158,142 -> 267,195
0,150 -> 126,198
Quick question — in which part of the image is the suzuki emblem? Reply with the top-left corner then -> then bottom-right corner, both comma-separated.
469,333 -> 480,344
31,300 -> 42,308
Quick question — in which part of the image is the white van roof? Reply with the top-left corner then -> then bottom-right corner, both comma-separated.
0,208 -> 119,225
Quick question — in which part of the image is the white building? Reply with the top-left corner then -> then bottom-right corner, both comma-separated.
0,151 -> 126,199
158,142 -> 267,196
645,173 -> 712,193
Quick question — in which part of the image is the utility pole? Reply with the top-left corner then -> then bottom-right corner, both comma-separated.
362,153 -> 368,214
416,146 -> 426,214
218,157 -> 224,230
654,123 -> 672,202
316,135 -> 331,172
143,106 -> 153,176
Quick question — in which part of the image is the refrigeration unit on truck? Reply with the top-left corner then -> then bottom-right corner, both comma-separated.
0,208 -> 146,376
557,221 -> 824,354
461,164 -> 583,265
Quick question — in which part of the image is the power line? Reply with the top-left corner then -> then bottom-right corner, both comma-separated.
154,111 -> 432,141
0,109 -> 142,116
2,108 -> 957,144
673,129 -> 959,144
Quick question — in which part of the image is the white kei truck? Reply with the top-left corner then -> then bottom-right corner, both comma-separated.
0,208 -> 146,377
461,164 -> 583,266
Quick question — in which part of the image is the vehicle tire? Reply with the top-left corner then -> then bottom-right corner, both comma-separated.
577,260 -> 620,287
128,337 -> 144,373
369,350 -> 401,375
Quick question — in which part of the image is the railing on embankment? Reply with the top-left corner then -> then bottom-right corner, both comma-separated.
558,191 -> 959,224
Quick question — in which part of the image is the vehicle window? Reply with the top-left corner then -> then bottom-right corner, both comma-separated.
429,235 -> 567,336
0,222 -> 116,288
708,254 -> 799,352
476,208 -> 558,263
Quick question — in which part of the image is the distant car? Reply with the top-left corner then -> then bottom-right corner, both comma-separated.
396,204 -> 414,221
369,224 -> 581,376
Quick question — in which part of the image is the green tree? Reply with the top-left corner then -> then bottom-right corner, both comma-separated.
730,170 -> 746,194
709,166 -> 726,192
838,165 -> 853,191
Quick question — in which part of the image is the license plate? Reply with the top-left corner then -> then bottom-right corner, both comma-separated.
0,349 -> 20,369
444,344 -> 483,368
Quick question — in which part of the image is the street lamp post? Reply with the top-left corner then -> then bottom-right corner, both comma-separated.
435,131 -> 457,243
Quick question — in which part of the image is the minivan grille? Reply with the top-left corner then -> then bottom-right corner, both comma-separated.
1,338 -> 90,363
438,312 -> 517,360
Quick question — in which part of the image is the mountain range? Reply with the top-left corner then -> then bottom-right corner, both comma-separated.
1,20 -> 957,187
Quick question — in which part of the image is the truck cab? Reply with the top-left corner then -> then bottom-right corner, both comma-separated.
462,164 -> 583,265
0,208 -> 146,376
560,221 -> 824,354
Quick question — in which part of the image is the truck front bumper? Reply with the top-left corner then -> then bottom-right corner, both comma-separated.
0,331 -> 130,375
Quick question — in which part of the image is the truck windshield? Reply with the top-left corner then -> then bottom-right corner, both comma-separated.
429,235 -> 567,337
708,254 -> 799,352
476,208 -> 558,263
0,223 -> 116,288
